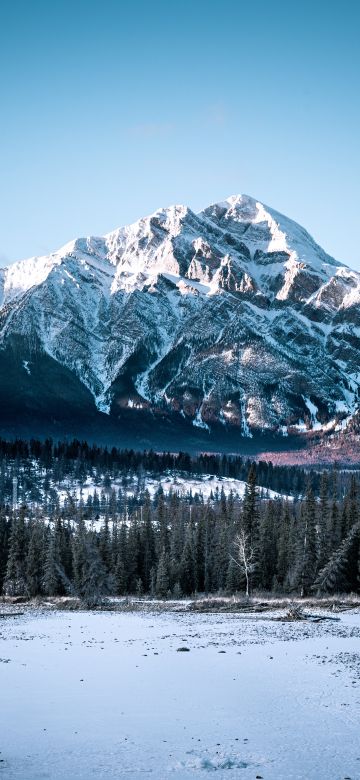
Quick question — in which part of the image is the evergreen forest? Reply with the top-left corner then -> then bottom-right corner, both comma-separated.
0,438 -> 359,605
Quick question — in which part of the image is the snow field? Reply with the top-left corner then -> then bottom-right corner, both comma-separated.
0,608 -> 359,779
55,472 -> 287,509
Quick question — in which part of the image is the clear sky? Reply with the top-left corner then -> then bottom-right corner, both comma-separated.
1,0 -> 359,268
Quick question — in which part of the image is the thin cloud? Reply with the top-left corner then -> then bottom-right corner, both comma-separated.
128,121 -> 175,139
207,102 -> 227,127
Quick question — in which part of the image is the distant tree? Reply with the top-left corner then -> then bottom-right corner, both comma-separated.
179,532 -> 195,595
99,516 -> 111,571
26,521 -> 46,597
140,493 -> 155,591
127,515 -> 141,592
72,517 -> 87,594
115,553 -> 127,595
0,509 -> 10,592
0,438 -> 360,601
242,465 -> 259,550
317,473 -> 329,570
156,492 -> 169,555
74,532 -> 110,608
225,556 -> 243,594
258,501 -> 278,590
277,502 -> 291,588
215,519 -> 229,592
328,485 -> 342,554
3,508 -> 28,596
43,528 -> 65,596
295,484 -> 317,597
156,548 -> 170,598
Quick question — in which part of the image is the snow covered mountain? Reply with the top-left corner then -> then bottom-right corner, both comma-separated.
1,194 -> 360,449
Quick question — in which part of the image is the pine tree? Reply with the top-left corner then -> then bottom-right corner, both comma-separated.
169,496 -> 186,588
140,495 -> 155,591
115,553 -> 127,595
295,484 -> 317,597
156,548 -> 170,598
72,516 -> 88,594
113,521 -> 128,594
314,523 -> 360,593
99,517 -> 111,571
225,556 -> 242,594
193,511 -> 206,592
26,521 -> 45,597
328,482 -> 341,554
127,514 -> 141,592
203,503 -> 216,594
179,532 -> 195,595
172,581 -> 182,598
346,476 -> 359,532
277,502 -> 291,589
74,532 -> 110,608
3,508 -> 28,596
1,443 -> 359,601
0,509 -> 10,592
342,478 -> 360,590
156,492 -> 169,555
215,521 -> 229,591
317,473 -> 329,570
242,464 -> 259,552
258,501 -> 278,590
43,528 -> 63,596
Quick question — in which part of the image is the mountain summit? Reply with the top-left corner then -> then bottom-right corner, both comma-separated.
0,195 -> 359,449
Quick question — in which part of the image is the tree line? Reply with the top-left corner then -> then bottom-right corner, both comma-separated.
1,466 -> 359,606
0,436 -> 354,498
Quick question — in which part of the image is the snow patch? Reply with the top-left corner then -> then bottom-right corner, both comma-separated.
192,409 -> 210,432
302,396 -> 322,431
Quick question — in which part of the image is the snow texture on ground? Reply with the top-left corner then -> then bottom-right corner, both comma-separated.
0,608 -> 360,779
54,472 -> 289,508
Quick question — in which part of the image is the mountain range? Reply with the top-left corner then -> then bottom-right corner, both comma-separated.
1,194 -> 359,454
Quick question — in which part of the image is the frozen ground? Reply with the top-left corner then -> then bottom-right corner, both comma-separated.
0,607 -> 360,779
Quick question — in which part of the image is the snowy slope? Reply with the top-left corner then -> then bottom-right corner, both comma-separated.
0,194 -> 359,438
53,472 -> 287,511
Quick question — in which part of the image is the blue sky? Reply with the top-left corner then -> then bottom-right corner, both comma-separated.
0,0 -> 359,268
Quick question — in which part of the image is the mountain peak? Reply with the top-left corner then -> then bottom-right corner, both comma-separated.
1,193 -> 359,445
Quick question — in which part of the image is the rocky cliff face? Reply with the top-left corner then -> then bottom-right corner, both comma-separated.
1,194 -> 359,445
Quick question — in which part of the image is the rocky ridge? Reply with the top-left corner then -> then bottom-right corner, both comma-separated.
1,194 -> 359,445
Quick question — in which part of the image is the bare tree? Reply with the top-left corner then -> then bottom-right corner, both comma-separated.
230,529 -> 257,597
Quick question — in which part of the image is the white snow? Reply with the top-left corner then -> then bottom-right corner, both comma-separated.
1,193 -> 345,311
1,193 -> 360,433
0,607 -> 359,779
148,474 -> 282,501
302,396 -> 322,430
335,400 -> 350,414
0,253 -> 63,306
50,472 -> 288,510
291,419 -> 308,433
192,409 -> 210,432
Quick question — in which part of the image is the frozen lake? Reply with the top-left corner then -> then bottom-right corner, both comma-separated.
1,607 -> 360,779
